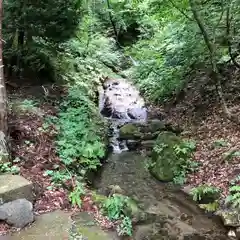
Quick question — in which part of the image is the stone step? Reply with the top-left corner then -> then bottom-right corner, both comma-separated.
0,175 -> 33,204
9,211 -> 119,240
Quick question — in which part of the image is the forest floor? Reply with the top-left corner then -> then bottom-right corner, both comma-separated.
148,76 -> 240,197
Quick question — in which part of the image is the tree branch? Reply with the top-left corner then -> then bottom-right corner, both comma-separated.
168,0 -> 193,21
226,1 -> 240,68
189,0 -> 239,124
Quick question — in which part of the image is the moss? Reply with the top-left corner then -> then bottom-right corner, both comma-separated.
149,131 -> 183,182
91,191 -> 108,206
119,123 -> 141,139
119,120 -> 166,140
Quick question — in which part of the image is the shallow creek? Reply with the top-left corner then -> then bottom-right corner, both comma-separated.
96,78 -> 228,239
7,78 -> 228,240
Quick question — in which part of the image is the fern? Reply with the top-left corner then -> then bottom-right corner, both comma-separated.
226,185 -> 240,208
190,185 -> 220,203
199,201 -> 219,212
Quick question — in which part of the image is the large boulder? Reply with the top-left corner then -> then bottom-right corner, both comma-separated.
0,174 -> 33,203
149,131 -> 187,182
0,198 -> 34,228
119,120 -> 166,140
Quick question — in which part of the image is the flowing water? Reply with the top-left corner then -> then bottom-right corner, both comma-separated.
6,78 -> 228,239
96,78 -> 228,239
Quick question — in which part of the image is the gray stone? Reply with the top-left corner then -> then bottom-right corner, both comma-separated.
126,139 -> 140,150
9,210 -> 71,240
127,107 -> 147,120
216,210 -> 240,227
0,199 -> 34,228
141,140 -> 155,149
71,212 -> 119,240
0,175 -> 33,203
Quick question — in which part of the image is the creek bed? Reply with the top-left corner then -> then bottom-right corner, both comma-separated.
96,78 -> 228,239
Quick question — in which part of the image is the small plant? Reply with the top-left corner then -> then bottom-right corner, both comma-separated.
199,201 -> 219,212
212,139 -> 229,148
172,140 -> 198,185
117,216 -> 133,236
69,181 -> 85,208
43,170 -> 71,186
226,185 -> 240,209
102,194 -> 127,220
190,185 -> 220,203
0,162 -> 20,174
223,149 -> 240,162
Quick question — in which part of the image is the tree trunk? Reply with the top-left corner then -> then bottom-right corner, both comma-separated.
0,0 -> 9,161
106,0 -> 119,45
189,0 -> 239,124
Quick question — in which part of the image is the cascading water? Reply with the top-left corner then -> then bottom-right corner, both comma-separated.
99,78 -> 147,153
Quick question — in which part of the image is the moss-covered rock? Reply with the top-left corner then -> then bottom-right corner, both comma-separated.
149,131 -> 184,182
119,120 -> 166,140
216,209 -> 240,227
119,123 -> 142,140
71,212 -> 119,240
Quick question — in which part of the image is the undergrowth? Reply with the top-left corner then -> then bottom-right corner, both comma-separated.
102,194 -> 133,236
41,16 -> 122,207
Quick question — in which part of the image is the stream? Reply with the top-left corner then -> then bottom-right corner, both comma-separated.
6,78 -> 229,240
96,78 -> 228,239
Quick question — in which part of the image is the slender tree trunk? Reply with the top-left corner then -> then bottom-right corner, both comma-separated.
0,0 -> 9,161
189,0 -> 239,123
106,0 -> 119,45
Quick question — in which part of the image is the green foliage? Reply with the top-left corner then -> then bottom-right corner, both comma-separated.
69,181 -> 85,208
226,177 -> 240,209
151,132 -> 198,184
190,185 -> 220,202
199,201 -> 219,212
102,194 -> 133,236
172,140 -> 198,185
43,169 -> 71,186
3,0 -> 82,77
55,86 -> 106,171
223,149 -> 240,161
9,99 -> 39,114
117,216 -> 133,236
103,194 -> 127,220
0,162 -> 20,174
213,139 -> 229,148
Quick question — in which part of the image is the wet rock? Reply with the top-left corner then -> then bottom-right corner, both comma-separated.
9,210 -> 71,240
228,230 -> 237,239
107,185 -> 125,196
126,140 -> 140,150
141,140 -> 155,149
112,110 -> 129,119
71,212 -> 119,240
119,120 -> 166,140
0,174 -> 33,204
149,131 -> 185,182
119,123 -> 142,140
216,209 -> 240,227
100,97 -> 112,117
127,107 -> 147,120
0,199 -> 34,228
